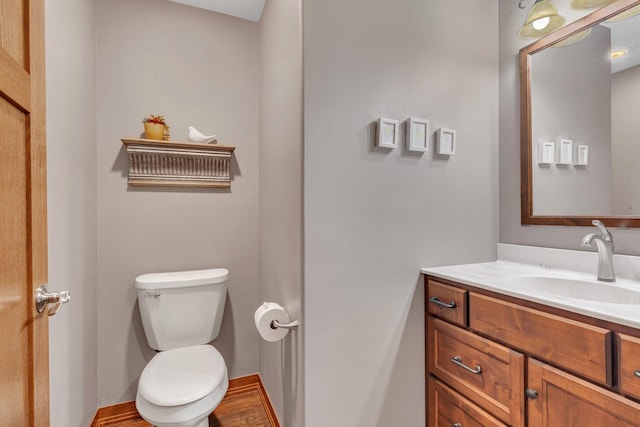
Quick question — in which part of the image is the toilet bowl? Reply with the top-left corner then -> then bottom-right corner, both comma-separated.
136,345 -> 229,427
134,269 -> 230,427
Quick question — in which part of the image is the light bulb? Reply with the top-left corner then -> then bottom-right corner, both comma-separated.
533,16 -> 550,30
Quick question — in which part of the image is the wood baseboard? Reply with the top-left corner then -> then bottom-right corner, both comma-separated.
90,374 -> 280,427
90,401 -> 140,427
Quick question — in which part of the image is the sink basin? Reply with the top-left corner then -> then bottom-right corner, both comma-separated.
509,275 -> 640,305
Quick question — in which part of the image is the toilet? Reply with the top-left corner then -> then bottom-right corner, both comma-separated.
135,268 -> 230,427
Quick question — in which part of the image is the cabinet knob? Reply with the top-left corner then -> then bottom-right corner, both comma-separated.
526,388 -> 538,400
634,370 -> 640,378
452,423 -> 462,427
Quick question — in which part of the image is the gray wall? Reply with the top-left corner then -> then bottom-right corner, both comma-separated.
531,25 -> 612,216
258,0 -> 304,426
46,0 -> 98,425
96,0 -> 261,405
499,1 -> 640,255
303,0 -> 499,425
612,64 -> 640,215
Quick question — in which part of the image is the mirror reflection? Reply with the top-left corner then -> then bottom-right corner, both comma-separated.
530,8 -> 640,217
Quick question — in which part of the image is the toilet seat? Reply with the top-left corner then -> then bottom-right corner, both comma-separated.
136,345 -> 228,427
138,345 -> 226,406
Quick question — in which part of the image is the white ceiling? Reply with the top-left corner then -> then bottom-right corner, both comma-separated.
602,13 -> 640,73
168,0 -> 266,22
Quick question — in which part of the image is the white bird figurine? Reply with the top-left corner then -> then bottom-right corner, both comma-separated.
187,126 -> 217,143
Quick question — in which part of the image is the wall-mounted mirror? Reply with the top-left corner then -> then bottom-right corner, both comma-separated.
521,0 -> 640,227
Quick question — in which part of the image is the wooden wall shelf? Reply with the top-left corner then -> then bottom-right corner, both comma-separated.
121,138 -> 235,188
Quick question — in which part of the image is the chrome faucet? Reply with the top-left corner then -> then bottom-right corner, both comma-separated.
581,219 -> 615,282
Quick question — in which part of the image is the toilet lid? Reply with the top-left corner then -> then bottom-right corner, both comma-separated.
138,345 -> 226,407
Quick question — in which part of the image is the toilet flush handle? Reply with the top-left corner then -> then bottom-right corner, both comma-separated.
145,291 -> 161,299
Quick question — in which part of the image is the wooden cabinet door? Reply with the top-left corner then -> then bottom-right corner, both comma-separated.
527,359 -> 640,426
0,0 -> 49,425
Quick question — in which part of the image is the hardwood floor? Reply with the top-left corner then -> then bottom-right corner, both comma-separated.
91,374 -> 280,427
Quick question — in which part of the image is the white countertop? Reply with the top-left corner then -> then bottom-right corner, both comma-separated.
421,244 -> 640,329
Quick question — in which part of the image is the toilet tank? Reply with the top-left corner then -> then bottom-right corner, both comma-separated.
135,268 -> 228,351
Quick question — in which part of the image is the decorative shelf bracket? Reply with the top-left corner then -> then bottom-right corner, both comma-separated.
121,138 -> 235,188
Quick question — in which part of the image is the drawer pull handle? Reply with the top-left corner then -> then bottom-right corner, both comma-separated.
451,356 -> 482,374
452,424 -> 462,427
634,370 -> 640,378
429,296 -> 456,309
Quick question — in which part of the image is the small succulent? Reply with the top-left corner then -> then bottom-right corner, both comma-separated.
142,114 -> 166,125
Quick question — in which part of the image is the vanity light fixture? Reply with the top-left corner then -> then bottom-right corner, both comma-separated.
571,0 -> 615,10
518,0 -> 566,39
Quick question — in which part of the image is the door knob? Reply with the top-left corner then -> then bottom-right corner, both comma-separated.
36,285 -> 71,316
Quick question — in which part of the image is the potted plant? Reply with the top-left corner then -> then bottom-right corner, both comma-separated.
142,115 -> 167,140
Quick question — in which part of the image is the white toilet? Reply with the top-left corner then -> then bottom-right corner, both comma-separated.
135,268 -> 230,427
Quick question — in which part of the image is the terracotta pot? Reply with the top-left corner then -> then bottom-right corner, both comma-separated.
144,122 -> 166,140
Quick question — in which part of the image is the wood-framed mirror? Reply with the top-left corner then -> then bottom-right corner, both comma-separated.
520,0 -> 640,227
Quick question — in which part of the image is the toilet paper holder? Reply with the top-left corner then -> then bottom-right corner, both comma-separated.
270,319 -> 300,330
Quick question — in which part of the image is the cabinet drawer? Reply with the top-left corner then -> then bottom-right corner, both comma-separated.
428,317 -> 524,427
619,334 -> 640,400
427,279 -> 468,327
469,293 -> 612,386
428,377 -> 507,427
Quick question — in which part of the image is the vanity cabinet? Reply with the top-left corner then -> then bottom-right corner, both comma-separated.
425,278 -> 640,427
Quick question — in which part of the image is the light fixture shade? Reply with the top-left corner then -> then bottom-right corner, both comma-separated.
605,4 -> 640,22
552,28 -> 592,47
571,0 -> 615,10
518,0 -> 566,39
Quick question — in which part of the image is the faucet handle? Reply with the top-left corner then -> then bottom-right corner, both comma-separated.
592,219 -> 613,242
